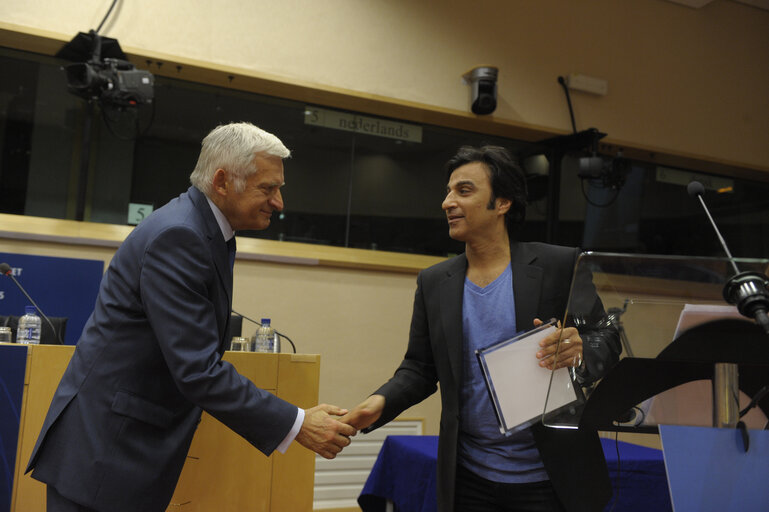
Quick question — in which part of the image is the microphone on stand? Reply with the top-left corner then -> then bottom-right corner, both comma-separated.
0,262 -> 65,344
687,182 -> 769,335
231,309 -> 297,353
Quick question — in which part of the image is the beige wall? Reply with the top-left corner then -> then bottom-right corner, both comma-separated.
231,255 -> 442,432
2,0 -> 768,171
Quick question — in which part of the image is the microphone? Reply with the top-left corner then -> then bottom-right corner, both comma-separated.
231,309 -> 297,353
0,262 -> 64,344
687,182 -> 769,335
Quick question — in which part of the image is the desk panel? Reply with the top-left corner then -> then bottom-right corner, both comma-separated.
11,344 -> 74,512
4,345 -> 318,512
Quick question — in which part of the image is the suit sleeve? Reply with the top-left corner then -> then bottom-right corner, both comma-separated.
567,249 -> 622,382
366,271 -> 439,430
140,225 -> 297,455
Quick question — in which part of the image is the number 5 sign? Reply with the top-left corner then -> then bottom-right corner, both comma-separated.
127,203 -> 154,225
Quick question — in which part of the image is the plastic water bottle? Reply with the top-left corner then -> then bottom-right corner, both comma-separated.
254,318 -> 280,353
17,305 -> 42,344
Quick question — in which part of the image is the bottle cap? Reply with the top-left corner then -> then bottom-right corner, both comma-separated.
25,305 -> 37,315
261,318 -> 270,325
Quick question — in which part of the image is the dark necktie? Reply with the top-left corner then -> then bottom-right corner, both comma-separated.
227,236 -> 236,272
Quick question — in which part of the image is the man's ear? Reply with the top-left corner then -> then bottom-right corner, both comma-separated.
212,168 -> 228,197
497,197 -> 512,215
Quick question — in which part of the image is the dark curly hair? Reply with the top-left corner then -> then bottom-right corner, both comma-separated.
445,145 -> 528,237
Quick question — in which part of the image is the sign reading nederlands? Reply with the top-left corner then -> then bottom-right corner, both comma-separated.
304,106 -> 422,143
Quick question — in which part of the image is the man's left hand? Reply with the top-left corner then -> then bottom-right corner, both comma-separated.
534,318 -> 583,371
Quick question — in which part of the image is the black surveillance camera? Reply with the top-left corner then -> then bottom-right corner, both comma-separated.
463,66 -> 498,115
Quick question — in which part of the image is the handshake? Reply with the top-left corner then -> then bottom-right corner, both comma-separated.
295,395 -> 385,459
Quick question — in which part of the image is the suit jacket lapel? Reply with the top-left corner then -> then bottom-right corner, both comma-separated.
188,186 -> 233,347
439,254 -> 467,387
510,242 -> 542,332
440,244 -> 544,386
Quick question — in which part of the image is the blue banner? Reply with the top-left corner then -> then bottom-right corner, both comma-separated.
0,345 -> 28,512
0,253 -> 104,345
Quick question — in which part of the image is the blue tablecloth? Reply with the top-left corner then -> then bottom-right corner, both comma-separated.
359,435 -> 671,512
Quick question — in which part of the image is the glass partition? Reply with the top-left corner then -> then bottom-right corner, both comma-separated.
543,252 -> 769,430
2,44 -> 769,259
0,46 -> 528,257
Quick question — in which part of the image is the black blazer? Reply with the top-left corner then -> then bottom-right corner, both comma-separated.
368,241 -> 620,512
27,187 -> 298,512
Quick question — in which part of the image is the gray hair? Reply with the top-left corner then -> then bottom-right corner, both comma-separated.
190,122 -> 291,196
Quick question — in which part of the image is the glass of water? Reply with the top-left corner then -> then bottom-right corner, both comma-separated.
230,337 -> 251,352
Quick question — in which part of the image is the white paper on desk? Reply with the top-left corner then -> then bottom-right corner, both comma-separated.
673,303 -> 744,339
477,322 -> 578,434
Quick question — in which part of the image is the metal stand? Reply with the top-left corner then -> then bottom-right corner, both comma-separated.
712,362 -> 739,428
608,299 -> 633,358
75,100 -> 96,221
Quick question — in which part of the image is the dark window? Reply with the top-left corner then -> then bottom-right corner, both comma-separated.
1,46 -> 767,258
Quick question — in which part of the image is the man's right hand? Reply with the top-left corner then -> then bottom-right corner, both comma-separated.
295,404 -> 357,459
339,394 -> 385,431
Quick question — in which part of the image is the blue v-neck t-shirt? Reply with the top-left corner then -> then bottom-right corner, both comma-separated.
457,263 -> 548,483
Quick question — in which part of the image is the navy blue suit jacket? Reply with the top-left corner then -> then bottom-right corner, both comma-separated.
27,186 -> 297,512
368,242 -> 620,512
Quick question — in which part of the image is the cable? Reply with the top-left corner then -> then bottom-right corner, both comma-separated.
739,385 -> 769,418
231,309 -> 297,353
276,331 -> 297,354
100,99 -> 156,141
557,76 -> 577,134
95,0 -> 120,35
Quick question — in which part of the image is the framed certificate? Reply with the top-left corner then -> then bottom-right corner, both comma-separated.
476,320 -> 579,433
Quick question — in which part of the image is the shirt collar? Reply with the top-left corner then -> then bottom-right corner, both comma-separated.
205,196 -> 234,242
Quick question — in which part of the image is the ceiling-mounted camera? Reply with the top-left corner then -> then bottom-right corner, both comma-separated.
576,129 -> 629,191
462,66 -> 498,115
57,30 -> 154,107
578,152 -> 630,190
65,57 -> 154,107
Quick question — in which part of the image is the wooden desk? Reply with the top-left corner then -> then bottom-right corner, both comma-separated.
4,344 -> 319,512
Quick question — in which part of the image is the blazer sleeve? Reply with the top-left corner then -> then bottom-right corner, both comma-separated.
367,271 -> 439,430
141,225 -> 297,455
566,249 -> 622,382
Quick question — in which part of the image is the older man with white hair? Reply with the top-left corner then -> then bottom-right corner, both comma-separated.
27,122 -> 355,512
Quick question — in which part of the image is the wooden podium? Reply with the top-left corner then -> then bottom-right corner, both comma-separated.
3,344 -> 320,512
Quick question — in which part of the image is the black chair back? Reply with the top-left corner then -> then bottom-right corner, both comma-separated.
223,314 -> 244,350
